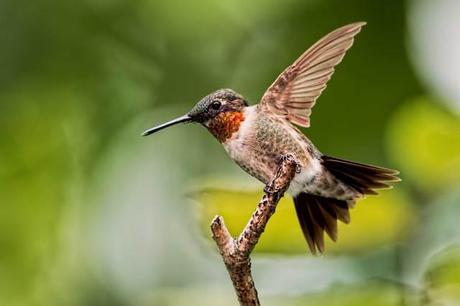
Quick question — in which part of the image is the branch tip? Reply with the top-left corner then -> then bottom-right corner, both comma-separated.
210,154 -> 298,306
211,215 -> 223,227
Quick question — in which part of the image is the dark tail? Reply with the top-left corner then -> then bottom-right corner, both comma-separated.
322,155 -> 400,196
293,156 -> 400,254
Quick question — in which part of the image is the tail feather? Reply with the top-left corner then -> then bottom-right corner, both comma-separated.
321,197 -> 351,224
322,155 -> 400,196
293,156 -> 400,254
294,193 -> 350,254
310,197 -> 338,242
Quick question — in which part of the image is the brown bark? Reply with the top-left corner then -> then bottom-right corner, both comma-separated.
210,154 -> 298,306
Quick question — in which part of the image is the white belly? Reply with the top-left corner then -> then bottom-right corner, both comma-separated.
287,158 -> 322,197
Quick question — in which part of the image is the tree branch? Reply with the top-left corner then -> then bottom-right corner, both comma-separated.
210,154 -> 298,306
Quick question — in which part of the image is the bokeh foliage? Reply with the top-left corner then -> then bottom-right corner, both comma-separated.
1,0 -> 459,305
196,188 -> 412,254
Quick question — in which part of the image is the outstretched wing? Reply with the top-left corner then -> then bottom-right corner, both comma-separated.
259,22 -> 366,127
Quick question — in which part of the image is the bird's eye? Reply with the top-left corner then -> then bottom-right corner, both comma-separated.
210,101 -> 222,110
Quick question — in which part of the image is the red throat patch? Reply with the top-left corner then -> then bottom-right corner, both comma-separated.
208,111 -> 245,143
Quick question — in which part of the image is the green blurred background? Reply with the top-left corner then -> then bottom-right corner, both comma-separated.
1,0 -> 460,305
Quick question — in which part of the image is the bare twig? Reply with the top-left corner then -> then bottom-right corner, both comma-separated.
210,154 -> 298,306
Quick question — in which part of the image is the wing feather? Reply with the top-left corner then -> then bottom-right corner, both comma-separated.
259,22 -> 366,127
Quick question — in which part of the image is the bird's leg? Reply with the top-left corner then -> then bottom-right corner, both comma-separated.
265,153 -> 298,193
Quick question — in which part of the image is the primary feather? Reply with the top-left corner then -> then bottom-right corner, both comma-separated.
259,22 -> 366,127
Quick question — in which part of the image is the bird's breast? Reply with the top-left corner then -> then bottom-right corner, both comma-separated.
223,106 -> 272,182
223,107 -> 320,186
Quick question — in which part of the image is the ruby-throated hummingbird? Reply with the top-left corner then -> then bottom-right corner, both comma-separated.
143,22 -> 400,254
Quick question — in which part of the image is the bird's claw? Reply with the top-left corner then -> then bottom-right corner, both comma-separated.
277,154 -> 301,173
264,185 -> 275,194
295,164 -> 302,174
277,154 -> 293,165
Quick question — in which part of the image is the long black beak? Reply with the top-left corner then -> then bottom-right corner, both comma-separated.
142,114 -> 192,136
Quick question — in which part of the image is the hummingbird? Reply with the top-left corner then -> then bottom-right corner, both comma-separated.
143,22 -> 400,254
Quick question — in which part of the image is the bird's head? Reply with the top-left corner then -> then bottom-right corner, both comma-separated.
142,89 -> 248,141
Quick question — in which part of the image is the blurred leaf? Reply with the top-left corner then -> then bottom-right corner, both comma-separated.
0,83 -> 91,305
394,188 -> 460,295
423,245 -> 460,305
142,0 -> 301,40
386,97 -> 460,192
426,246 -> 460,286
194,186 -> 413,255
143,280 -> 410,306
287,281 -> 411,306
